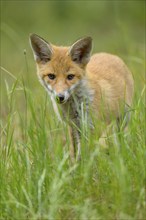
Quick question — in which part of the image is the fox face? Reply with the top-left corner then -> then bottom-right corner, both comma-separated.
30,34 -> 92,104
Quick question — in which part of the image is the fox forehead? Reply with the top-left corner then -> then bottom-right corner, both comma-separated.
50,46 -> 71,71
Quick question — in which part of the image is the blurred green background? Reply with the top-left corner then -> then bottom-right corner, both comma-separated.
1,0 -> 145,118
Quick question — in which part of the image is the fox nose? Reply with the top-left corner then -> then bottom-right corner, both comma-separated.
56,94 -> 65,103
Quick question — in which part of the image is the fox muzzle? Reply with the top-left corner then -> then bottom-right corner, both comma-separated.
56,93 -> 65,104
55,90 -> 71,104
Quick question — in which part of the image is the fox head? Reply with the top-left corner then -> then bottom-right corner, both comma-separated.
30,34 -> 92,104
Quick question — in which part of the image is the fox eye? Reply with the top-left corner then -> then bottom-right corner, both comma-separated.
48,73 -> 56,80
67,74 -> 75,80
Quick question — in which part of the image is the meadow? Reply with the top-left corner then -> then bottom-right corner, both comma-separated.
1,1 -> 145,219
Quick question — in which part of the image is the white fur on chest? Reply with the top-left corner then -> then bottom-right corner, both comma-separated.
61,80 -> 94,127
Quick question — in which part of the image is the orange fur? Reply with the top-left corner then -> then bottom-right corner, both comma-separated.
86,53 -> 134,121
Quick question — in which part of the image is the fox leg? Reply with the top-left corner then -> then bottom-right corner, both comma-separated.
68,126 -> 76,162
68,126 -> 81,162
75,132 -> 81,161
116,104 -> 131,131
98,123 -> 114,148
98,104 -> 132,147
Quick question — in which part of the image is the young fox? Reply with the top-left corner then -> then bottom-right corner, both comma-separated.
30,34 -> 134,161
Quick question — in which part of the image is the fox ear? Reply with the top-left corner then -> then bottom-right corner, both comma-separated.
29,34 -> 53,63
69,37 -> 92,65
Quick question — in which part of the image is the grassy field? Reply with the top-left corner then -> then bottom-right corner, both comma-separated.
1,1 -> 145,220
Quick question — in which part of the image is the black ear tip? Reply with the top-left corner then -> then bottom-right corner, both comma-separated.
29,33 -> 37,40
29,33 -> 43,42
86,36 -> 92,43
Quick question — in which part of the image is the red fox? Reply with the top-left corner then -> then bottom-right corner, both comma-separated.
30,34 -> 134,161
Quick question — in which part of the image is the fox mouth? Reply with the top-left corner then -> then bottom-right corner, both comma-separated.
55,91 -> 71,104
56,99 -> 67,104
56,96 -> 68,104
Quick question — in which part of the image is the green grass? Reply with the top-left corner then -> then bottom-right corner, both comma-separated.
1,64 -> 145,219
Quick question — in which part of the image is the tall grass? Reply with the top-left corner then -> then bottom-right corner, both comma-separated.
0,63 -> 145,219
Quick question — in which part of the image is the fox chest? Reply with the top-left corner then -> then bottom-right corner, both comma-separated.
61,94 -> 91,129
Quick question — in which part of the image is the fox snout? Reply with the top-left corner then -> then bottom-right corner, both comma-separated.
55,91 -> 70,104
56,93 -> 65,104
54,83 -> 79,104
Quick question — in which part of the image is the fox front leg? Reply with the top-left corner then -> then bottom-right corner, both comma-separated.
68,126 -> 81,162
68,126 -> 76,162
